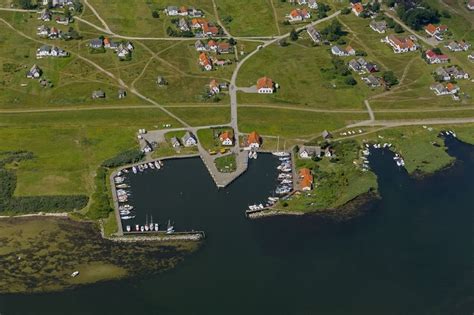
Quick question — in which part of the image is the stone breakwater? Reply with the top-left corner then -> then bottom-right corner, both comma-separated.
247,210 -> 305,219
104,233 -> 205,243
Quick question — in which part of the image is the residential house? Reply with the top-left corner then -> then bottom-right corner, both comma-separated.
331,45 -> 355,57
247,131 -> 262,148
178,6 -> 188,16
362,75 -> 381,87
299,168 -> 313,191
430,82 -> 459,96
55,16 -> 71,25
26,64 -> 42,79
321,130 -> 332,140
118,89 -> 126,99
298,146 -> 321,159
92,90 -> 105,99
382,35 -> 417,53
468,52 -> 474,61
199,52 -> 212,71
157,76 -> 168,86
178,18 -> 190,31
170,137 -> 181,148
117,45 -> 130,59
445,41 -> 470,52
209,79 -> 220,95
188,7 -> 204,17
48,27 -> 60,39
437,66 -> 470,80
38,9 -> 52,21
425,49 -> 449,64
207,40 -> 218,51
306,25 -> 321,44
365,62 -> 379,73
307,0 -> 318,9
425,24 -> 448,40
37,25 -> 50,37
217,42 -> 231,54
89,38 -> 103,49
36,45 -> 68,58
195,40 -> 206,51
256,76 -> 275,94
468,0 -> 474,10
219,131 -> 234,146
351,2 -> 364,16
348,59 -> 364,74
370,20 -> 387,34
165,6 -> 179,16
191,18 -> 207,29
202,22 -> 219,36
181,131 -> 197,147
435,67 -> 451,81
288,9 -> 311,22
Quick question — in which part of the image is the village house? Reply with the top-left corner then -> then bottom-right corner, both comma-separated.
430,82 -> 459,96
291,0 -> 318,9
181,131 -> 198,147
116,42 -> 134,59
307,0 -> 318,9
170,137 -> 181,148
287,9 -> 311,22
207,40 -> 218,52
38,9 -> 52,21
42,0 -> 73,7
36,45 -> 69,58
351,2 -> 364,16
55,16 -> 71,25
26,64 -> 42,79
382,35 -> 417,53
424,24 -> 448,40
321,130 -> 332,140
178,6 -> 188,16
219,130 -> 234,146
247,131 -> 262,148
157,76 -> 168,86
199,52 -> 213,71
435,66 -> 469,81
306,25 -> 321,44
209,79 -> 220,95
48,27 -> 60,39
445,41 -> 470,52
118,89 -> 126,99
191,19 -> 219,36
256,76 -> 275,94
348,59 -> 364,74
217,42 -> 231,54
195,40 -> 207,52
37,25 -> 50,37
299,168 -> 313,191
370,20 -> 387,34
425,49 -> 449,64
331,45 -> 356,57
188,7 -> 204,17
468,52 -> 474,61
362,75 -> 381,87
165,6 -> 179,16
467,0 -> 474,10
92,90 -> 105,99
178,18 -> 190,32
298,146 -> 321,159
89,38 -> 103,49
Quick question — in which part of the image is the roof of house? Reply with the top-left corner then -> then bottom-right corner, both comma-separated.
209,79 -> 219,88
446,83 -> 457,91
208,40 -> 217,47
352,2 -> 364,13
248,131 -> 261,144
299,168 -> 313,188
388,35 -> 415,49
219,131 -> 233,141
257,76 -> 274,89
322,130 -> 332,139
218,42 -> 230,50
425,23 -> 437,34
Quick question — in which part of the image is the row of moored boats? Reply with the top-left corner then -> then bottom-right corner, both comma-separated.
275,153 -> 293,195
131,160 -> 163,174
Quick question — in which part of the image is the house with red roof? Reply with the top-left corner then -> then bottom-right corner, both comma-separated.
199,53 -> 212,71
382,35 -> 418,53
247,131 -> 262,148
256,77 -> 275,94
425,49 -> 449,64
351,2 -> 364,16
287,9 -> 311,22
207,40 -> 218,51
219,130 -> 234,146
299,168 -> 313,191
209,79 -> 220,95
424,24 -> 448,40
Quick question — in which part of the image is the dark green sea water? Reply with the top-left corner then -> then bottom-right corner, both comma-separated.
0,136 -> 472,314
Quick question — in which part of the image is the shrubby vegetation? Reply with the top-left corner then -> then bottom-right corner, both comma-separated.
321,20 -> 346,42
0,151 -> 88,214
387,0 -> 440,30
101,149 -> 144,168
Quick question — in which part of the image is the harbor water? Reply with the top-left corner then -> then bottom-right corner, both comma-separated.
0,138 -> 473,314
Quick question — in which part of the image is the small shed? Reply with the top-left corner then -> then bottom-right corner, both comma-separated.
92,90 -> 106,99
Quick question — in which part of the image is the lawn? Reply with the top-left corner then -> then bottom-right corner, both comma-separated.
151,130 -> 199,158
197,127 -> 233,152
236,43 -> 369,109
166,105 -> 230,126
238,107 -> 369,138
214,153 -> 237,172
0,108 -> 180,196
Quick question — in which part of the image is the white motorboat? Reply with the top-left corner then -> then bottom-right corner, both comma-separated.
126,225 -> 131,232
268,197 -> 279,202
166,220 -> 174,234
135,224 -> 140,231
140,226 -> 145,232
143,163 -> 148,169
149,162 -> 155,169
281,179 -> 293,185
272,152 -> 290,157
121,215 -> 135,220
154,161 -> 161,169
154,223 -> 159,231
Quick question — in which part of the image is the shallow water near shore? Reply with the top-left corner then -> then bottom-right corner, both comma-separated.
0,137 -> 473,314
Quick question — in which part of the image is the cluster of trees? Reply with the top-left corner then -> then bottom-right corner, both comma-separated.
321,58 -> 357,86
0,151 -> 87,214
166,26 -> 194,38
389,0 -> 440,30
102,149 -> 144,168
318,3 -> 331,18
321,20 -> 346,42
14,0 -> 36,9
382,71 -> 398,87
86,166 -> 111,219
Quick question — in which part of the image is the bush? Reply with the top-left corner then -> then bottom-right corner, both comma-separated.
102,149 -> 144,168
394,24 -> 404,33
152,10 -> 159,18
341,7 -> 351,15
382,71 -> 398,87
345,76 -> 357,85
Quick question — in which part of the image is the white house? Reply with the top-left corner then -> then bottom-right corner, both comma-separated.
256,76 -> 275,94
170,137 -> 181,148
382,35 -> 417,53
369,20 -> 387,34
219,131 -> 234,146
26,64 -> 42,79
165,6 -> 179,16
181,131 -> 197,147
298,146 -> 321,159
